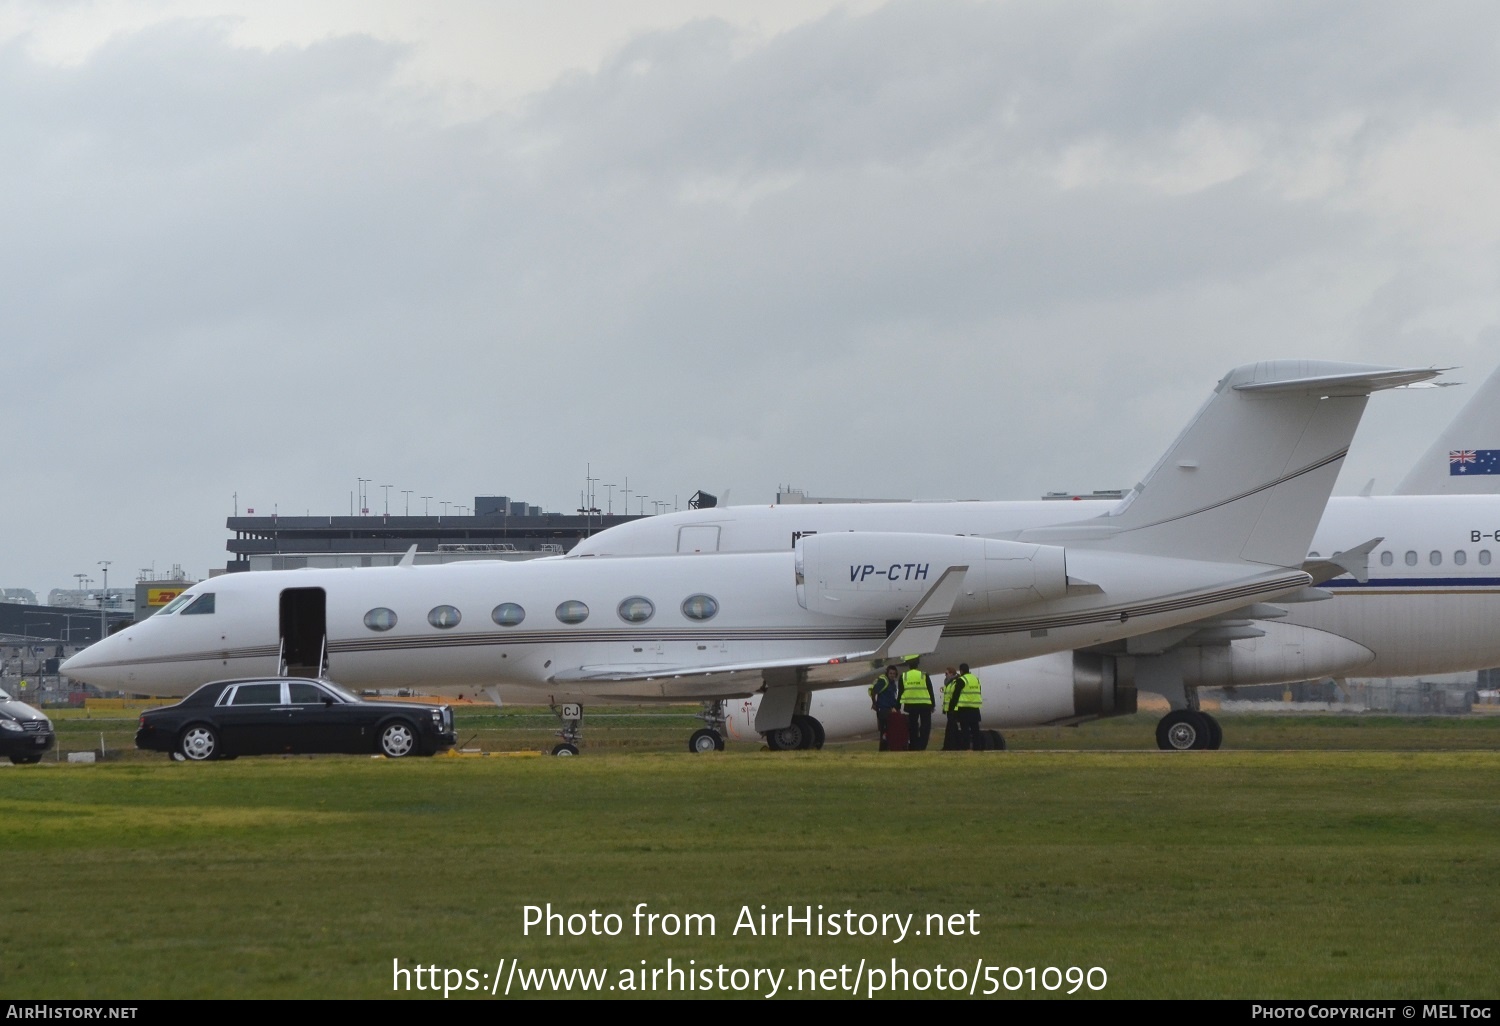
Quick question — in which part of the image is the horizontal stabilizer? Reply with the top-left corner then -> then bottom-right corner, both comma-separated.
1233,366 -> 1447,396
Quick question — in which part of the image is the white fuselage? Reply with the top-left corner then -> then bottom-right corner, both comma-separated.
61,494 -> 1500,718
63,525 -> 1309,702
573,493 -> 1500,681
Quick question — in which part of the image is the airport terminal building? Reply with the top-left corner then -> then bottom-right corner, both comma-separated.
223,494 -> 658,573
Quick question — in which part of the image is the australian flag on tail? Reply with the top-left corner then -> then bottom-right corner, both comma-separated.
1450,449 -> 1500,475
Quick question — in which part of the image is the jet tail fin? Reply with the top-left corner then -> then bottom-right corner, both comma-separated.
1022,362 -> 1442,567
1395,363 -> 1500,494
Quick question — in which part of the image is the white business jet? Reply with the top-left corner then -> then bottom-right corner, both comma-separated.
574,365 -> 1500,751
62,361 -> 1435,754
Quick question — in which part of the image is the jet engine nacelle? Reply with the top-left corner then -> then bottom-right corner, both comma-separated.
796,531 -> 1069,620
721,651 -> 1136,743
978,651 -> 1137,727
1118,621 -> 1376,691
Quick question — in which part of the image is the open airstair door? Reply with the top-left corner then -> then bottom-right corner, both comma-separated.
279,587 -> 327,678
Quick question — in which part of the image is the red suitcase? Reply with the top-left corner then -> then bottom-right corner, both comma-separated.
884,710 -> 910,752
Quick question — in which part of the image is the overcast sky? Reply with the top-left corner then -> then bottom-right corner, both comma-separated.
3,0 -> 1497,595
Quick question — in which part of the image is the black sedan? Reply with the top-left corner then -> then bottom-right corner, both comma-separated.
136,678 -> 457,761
0,688 -> 55,764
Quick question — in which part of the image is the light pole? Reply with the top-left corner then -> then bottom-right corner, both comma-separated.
638,496 -> 648,515
357,478 -> 370,515
381,484 -> 393,515
421,495 -> 432,516
604,483 -> 615,515
98,561 -> 112,641
401,490 -> 412,516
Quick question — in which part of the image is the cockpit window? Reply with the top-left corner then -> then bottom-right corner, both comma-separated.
159,593 -> 195,615
181,593 -> 216,615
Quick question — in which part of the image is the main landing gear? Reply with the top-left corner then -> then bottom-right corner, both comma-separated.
763,713 -> 825,751
1155,709 -> 1223,751
1135,655 -> 1224,751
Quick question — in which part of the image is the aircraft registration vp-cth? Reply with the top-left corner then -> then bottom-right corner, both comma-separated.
577,364 -> 1500,751
62,361 -> 1440,754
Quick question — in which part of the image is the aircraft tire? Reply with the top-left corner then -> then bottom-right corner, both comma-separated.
799,715 -> 825,750
552,743 -> 579,756
1155,710 -> 1211,751
1200,712 -> 1224,750
984,729 -> 1006,751
764,721 -> 807,751
688,728 -> 725,753
9,754 -> 41,765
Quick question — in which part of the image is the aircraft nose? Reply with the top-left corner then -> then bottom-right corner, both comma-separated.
61,640 -> 122,688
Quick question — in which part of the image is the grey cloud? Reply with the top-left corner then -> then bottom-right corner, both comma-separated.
2,1 -> 1498,590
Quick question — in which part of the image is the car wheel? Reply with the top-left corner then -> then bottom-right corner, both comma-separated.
378,721 -> 417,758
178,724 -> 219,762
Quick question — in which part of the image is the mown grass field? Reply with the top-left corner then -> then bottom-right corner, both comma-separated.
2,710 -> 1497,1000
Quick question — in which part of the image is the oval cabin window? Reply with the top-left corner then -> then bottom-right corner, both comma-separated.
491,603 -> 525,627
681,594 -> 719,621
427,605 -> 462,629
364,607 -> 398,632
556,600 -> 590,625
617,596 -> 655,624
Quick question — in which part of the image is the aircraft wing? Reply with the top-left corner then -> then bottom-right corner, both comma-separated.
546,567 -> 971,698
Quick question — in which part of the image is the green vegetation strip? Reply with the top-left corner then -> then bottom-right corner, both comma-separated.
1,744 -> 1496,999
40,705 -> 1500,762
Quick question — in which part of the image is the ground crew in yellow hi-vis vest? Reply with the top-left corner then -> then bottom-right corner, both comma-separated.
900,658 -> 934,751
945,662 -> 984,751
